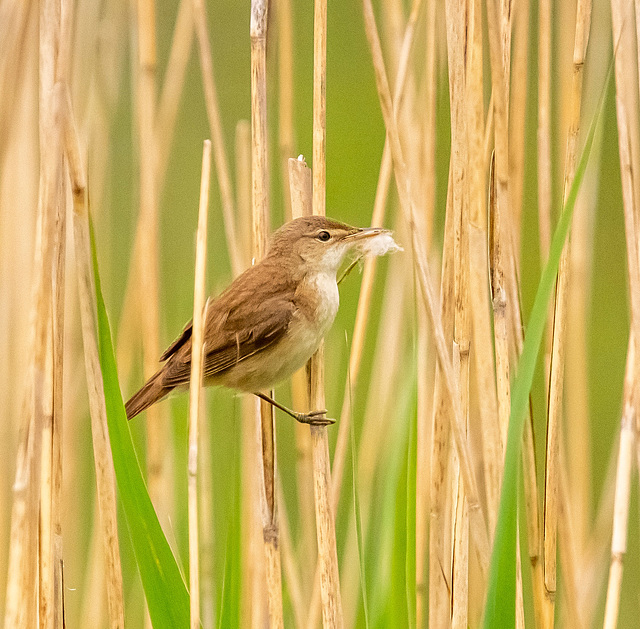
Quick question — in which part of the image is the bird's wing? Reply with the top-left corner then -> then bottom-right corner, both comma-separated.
160,295 -> 296,388
159,320 -> 192,361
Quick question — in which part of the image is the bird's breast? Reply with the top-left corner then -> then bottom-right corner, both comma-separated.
301,271 -> 340,334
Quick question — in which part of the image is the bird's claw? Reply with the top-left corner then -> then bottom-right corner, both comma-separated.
295,409 -> 335,426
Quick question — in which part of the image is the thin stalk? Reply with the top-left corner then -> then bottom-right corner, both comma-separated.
444,0 -> 470,624
250,2 -> 284,627
278,0 -> 295,220
310,0 -> 343,626
543,0 -> 591,613
187,140 -> 212,629
288,156 -> 316,600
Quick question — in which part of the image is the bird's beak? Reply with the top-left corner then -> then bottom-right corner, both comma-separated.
342,227 -> 389,242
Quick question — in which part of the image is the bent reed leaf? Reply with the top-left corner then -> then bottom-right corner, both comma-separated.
90,218 -> 191,629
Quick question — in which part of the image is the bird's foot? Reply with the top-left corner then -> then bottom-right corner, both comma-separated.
294,409 -> 335,426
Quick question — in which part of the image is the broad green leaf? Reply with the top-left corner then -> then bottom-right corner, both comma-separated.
90,219 -> 191,629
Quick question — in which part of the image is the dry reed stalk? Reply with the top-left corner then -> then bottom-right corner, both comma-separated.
236,121 -> 264,629
309,0 -> 344,625
288,157 -> 317,598
236,120 -> 253,266
187,140 -> 212,629
417,4 -> 438,624
63,84 -> 125,628
193,0 -> 242,276
236,121 -> 260,628
465,0 -> 499,538
602,337 -> 636,629
543,0 -> 591,611
0,0 -> 31,155
429,170 -> 456,628
444,0 -> 471,624
251,2 -> 285,626
278,0 -> 295,220
508,0 -> 530,258
155,0 -> 195,188
537,0 -> 552,263
362,0 -> 490,575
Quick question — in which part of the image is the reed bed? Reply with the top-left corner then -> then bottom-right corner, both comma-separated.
1,0 -> 638,628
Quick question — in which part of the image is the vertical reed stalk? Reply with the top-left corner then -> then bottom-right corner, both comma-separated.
236,120 -> 264,629
187,140 -> 212,629
419,3 -> 438,626
537,0 -> 552,264
310,0 -> 344,625
444,0 -> 470,624
288,157 -> 317,601
543,0 -> 591,617
429,171 -> 455,628
251,2 -> 284,626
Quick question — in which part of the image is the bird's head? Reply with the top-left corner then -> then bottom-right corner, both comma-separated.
267,216 -> 389,276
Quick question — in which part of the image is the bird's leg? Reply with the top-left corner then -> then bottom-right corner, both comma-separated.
254,392 -> 335,426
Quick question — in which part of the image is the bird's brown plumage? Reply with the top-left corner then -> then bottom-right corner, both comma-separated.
125,216 -> 371,420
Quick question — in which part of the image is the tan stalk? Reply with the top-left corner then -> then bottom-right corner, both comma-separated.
417,1 -> 438,623
543,0 -> 591,613
237,120 -> 264,629
362,0 -> 491,574
288,157 -> 317,599
63,85 -> 125,628
310,0 -> 344,625
603,337 -> 636,629
444,0 -> 470,624
278,0 -> 295,220
250,2 -> 284,626
508,0 -> 530,257
187,139 -> 211,629
465,0 -> 501,546
193,0 -> 242,276
429,169 -> 456,629
537,0 -> 552,263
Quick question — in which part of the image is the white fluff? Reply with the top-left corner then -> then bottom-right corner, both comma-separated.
356,232 -> 402,258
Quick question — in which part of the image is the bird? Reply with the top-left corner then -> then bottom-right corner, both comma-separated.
125,215 -> 394,425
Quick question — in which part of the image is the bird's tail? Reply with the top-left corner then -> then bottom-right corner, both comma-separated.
125,370 -> 173,419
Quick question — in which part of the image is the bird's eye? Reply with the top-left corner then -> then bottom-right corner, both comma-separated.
317,230 -> 331,242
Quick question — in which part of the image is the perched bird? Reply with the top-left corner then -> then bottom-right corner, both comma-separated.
125,215 -> 399,425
